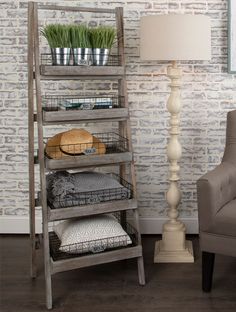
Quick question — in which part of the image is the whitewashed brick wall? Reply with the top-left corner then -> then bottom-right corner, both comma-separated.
0,0 -> 235,232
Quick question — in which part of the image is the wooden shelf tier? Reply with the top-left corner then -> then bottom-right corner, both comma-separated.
39,65 -> 125,78
41,108 -> 129,124
45,152 -> 132,170
50,245 -> 142,274
38,4 -> 116,13
48,199 -> 138,221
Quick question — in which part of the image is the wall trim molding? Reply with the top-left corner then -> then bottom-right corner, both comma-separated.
0,216 -> 42,234
137,217 -> 199,234
0,216 -> 199,234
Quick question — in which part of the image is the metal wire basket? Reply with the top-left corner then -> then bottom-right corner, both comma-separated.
42,94 -> 124,112
44,132 -> 128,159
41,53 -> 121,66
47,173 -> 133,209
49,214 -> 138,261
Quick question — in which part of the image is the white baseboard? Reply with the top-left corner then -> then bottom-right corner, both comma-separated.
136,217 -> 198,234
0,216 -> 199,234
0,216 -> 43,234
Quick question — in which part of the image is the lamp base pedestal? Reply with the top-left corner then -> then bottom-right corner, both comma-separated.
154,228 -> 194,263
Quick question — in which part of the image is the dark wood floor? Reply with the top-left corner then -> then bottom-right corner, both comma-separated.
1,235 -> 236,312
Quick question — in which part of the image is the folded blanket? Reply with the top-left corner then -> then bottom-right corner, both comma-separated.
47,171 -> 131,209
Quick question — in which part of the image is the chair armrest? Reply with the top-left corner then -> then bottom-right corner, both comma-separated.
197,162 -> 236,232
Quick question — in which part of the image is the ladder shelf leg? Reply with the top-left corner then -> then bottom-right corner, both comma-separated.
28,1 -> 37,279
44,232 -> 52,310
137,256 -> 146,286
33,2 -> 53,308
133,209 -> 146,285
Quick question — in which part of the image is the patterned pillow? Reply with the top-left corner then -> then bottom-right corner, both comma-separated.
54,214 -> 132,254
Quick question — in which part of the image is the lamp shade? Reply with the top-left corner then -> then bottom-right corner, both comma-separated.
140,14 -> 211,61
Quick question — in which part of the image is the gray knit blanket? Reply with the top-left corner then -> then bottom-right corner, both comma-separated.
47,171 -> 131,209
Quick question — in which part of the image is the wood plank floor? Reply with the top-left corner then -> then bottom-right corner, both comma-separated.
1,235 -> 236,312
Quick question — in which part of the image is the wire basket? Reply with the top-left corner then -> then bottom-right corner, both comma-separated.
44,132 -> 128,159
49,214 -> 138,261
42,94 -> 124,112
47,173 -> 133,209
41,52 -> 121,66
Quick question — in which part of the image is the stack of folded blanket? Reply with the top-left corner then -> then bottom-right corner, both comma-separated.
47,171 -> 131,209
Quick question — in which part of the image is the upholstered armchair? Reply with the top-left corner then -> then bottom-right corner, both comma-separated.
197,109 -> 236,292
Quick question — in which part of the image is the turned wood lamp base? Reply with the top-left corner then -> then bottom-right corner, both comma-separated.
153,63 -> 194,264
154,239 -> 194,263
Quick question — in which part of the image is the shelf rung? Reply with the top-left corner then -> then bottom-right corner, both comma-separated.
35,192 -> 41,207
45,152 -> 132,170
34,155 -> 39,164
40,75 -> 122,81
35,198 -> 41,207
48,199 -> 138,221
42,108 -> 129,124
40,65 -> 125,77
51,245 -> 142,274
38,4 -> 116,14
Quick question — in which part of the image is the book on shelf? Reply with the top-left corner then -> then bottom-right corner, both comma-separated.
59,97 -> 113,110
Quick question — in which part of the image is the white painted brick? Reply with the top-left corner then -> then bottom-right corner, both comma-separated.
0,0 -> 234,221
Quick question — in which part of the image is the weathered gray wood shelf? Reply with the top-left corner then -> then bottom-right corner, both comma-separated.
45,152 -> 132,170
42,108 -> 129,124
48,199 -> 138,221
40,65 -> 125,77
28,2 -> 145,309
51,245 -> 142,274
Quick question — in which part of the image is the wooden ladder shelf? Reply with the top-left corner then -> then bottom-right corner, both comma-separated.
28,2 -> 145,309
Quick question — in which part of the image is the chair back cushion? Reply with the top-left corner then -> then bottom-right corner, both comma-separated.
223,110 -> 236,166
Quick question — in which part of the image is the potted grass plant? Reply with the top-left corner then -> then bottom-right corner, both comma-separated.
90,26 -> 116,66
41,24 -> 71,65
70,24 -> 92,65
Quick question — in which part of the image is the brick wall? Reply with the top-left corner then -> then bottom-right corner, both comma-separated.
0,0 -> 235,232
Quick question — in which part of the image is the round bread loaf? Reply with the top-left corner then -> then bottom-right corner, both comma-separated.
92,136 -> 106,155
60,128 -> 93,155
45,132 -> 68,159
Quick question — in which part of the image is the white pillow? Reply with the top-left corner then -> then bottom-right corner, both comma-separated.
53,214 -> 132,254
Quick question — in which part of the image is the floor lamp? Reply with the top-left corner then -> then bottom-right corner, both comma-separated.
140,15 -> 211,263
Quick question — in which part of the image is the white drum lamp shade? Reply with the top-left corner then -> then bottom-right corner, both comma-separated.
140,14 -> 211,61
140,14 -> 211,263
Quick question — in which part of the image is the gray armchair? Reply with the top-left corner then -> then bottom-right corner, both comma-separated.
197,109 -> 236,292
